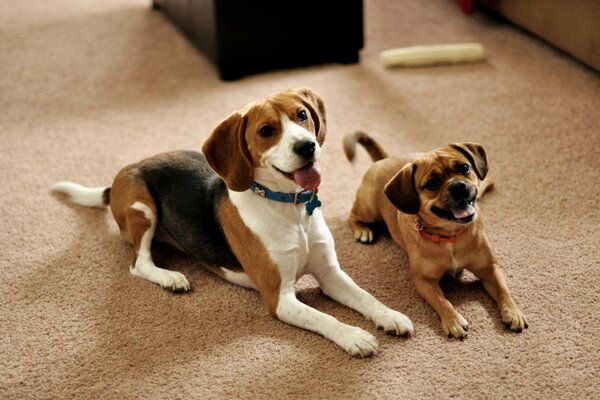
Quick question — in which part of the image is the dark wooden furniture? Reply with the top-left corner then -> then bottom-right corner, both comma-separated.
153,0 -> 364,80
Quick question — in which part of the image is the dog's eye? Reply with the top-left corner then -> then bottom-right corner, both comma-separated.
423,177 -> 441,191
457,163 -> 470,175
298,110 -> 308,122
259,125 -> 275,138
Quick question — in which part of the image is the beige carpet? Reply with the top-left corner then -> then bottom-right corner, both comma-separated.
2,0 -> 599,398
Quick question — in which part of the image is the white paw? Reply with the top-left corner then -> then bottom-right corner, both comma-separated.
354,227 -> 374,244
373,310 -> 415,337
130,264 -> 191,292
335,326 -> 379,357
158,270 -> 190,292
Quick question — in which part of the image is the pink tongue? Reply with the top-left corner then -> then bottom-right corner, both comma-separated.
293,163 -> 321,190
452,203 -> 475,219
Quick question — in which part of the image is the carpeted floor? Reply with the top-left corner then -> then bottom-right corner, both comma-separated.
1,0 -> 599,399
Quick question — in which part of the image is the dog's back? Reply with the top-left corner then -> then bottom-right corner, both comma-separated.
52,151 -> 241,269
133,151 -> 240,268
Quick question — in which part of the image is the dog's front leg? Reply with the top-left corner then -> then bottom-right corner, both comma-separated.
307,230 -> 414,337
469,261 -> 528,332
276,283 -> 379,357
411,264 -> 469,339
312,265 -> 415,337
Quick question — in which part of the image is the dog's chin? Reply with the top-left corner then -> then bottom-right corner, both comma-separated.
431,199 -> 477,225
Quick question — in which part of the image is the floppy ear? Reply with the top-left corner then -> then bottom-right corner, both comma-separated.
292,87 -> 327,146
202,112 -> 254,192
451,143 -> 488,180
384,163 -> 420,214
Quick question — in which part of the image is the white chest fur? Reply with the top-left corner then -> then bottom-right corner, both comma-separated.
228,190 -> 330,282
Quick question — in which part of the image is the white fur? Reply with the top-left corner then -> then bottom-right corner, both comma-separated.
219,267 -> 256,289
128,202 -> 190,291
227,115 -> 414,356
50,181 -> 107,208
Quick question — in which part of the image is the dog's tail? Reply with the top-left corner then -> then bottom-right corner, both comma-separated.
50,181 -> 111,208
343,130 -> 389,163
477,178 -> 495,200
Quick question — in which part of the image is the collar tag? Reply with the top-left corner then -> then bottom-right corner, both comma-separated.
305,195 -> 321,216
414,219 -> 425,232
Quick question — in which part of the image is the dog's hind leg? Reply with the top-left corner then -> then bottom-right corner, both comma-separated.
109,172 -> 190,292
349,214 -> 374,243
349,176 -> 382,243
125,202 -> 190,292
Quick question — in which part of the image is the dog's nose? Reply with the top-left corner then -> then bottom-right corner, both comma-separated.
293,140 -> 316,159
449,181 -> 469,200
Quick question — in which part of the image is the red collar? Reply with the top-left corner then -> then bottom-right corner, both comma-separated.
413,219 -> 464,244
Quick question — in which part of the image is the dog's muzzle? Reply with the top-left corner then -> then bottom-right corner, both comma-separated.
444,181 -> 477,220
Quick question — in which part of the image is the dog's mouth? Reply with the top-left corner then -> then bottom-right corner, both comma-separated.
432,199 -> 476,224
274,162 -> 321,191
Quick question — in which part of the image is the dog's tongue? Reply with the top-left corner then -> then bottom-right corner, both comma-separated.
451,202 -> 475,219
293,162 -> 321,190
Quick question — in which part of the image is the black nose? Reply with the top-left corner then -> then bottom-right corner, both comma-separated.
449,181 -> 469,200
293,140 -> 316,159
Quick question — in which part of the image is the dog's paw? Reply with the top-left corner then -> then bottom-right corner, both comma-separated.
501,306 -> 528,333
335,326 -> 379,357
372,310 -> 414,337
353,226 -> 374,244
441,313 -> 469,339
159,270 -> 191,292
130,264 -> 191,292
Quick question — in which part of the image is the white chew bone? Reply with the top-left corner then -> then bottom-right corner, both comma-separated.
380,43 -> 485,68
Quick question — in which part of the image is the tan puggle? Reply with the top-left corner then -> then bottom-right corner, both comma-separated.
344,131 -> 528,339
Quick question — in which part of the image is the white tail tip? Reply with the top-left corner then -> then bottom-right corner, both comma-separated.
50,181 -> 108,208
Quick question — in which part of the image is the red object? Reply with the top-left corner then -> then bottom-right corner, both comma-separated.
457,0 -> 475,14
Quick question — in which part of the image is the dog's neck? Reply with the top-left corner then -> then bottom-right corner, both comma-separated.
414,215 -> 470,241
250,182 -> 321,215
245,167 -> 321,216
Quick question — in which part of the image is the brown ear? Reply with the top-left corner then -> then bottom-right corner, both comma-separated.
384,163 -> 420,214
202,112 -> 254,192
292,87 -> 327,146
451,143 -> 488,180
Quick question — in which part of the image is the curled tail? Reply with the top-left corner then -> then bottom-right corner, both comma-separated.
50,181 -> 111,208
477,178 -> 495,200
343,130 -> 389,163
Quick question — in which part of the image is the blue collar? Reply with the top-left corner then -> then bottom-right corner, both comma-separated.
250,182 -> 322,215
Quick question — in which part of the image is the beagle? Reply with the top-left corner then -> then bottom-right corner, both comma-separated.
51,88 -> 414,356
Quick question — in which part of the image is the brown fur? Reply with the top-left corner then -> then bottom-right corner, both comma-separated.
218,197 -> 282,315
347,133 -> 528,338
343,130 -> 389,162
109,168 -> 157,263
202,112 -> 255,192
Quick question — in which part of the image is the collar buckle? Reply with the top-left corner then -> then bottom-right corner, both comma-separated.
293,191 -> 300,205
